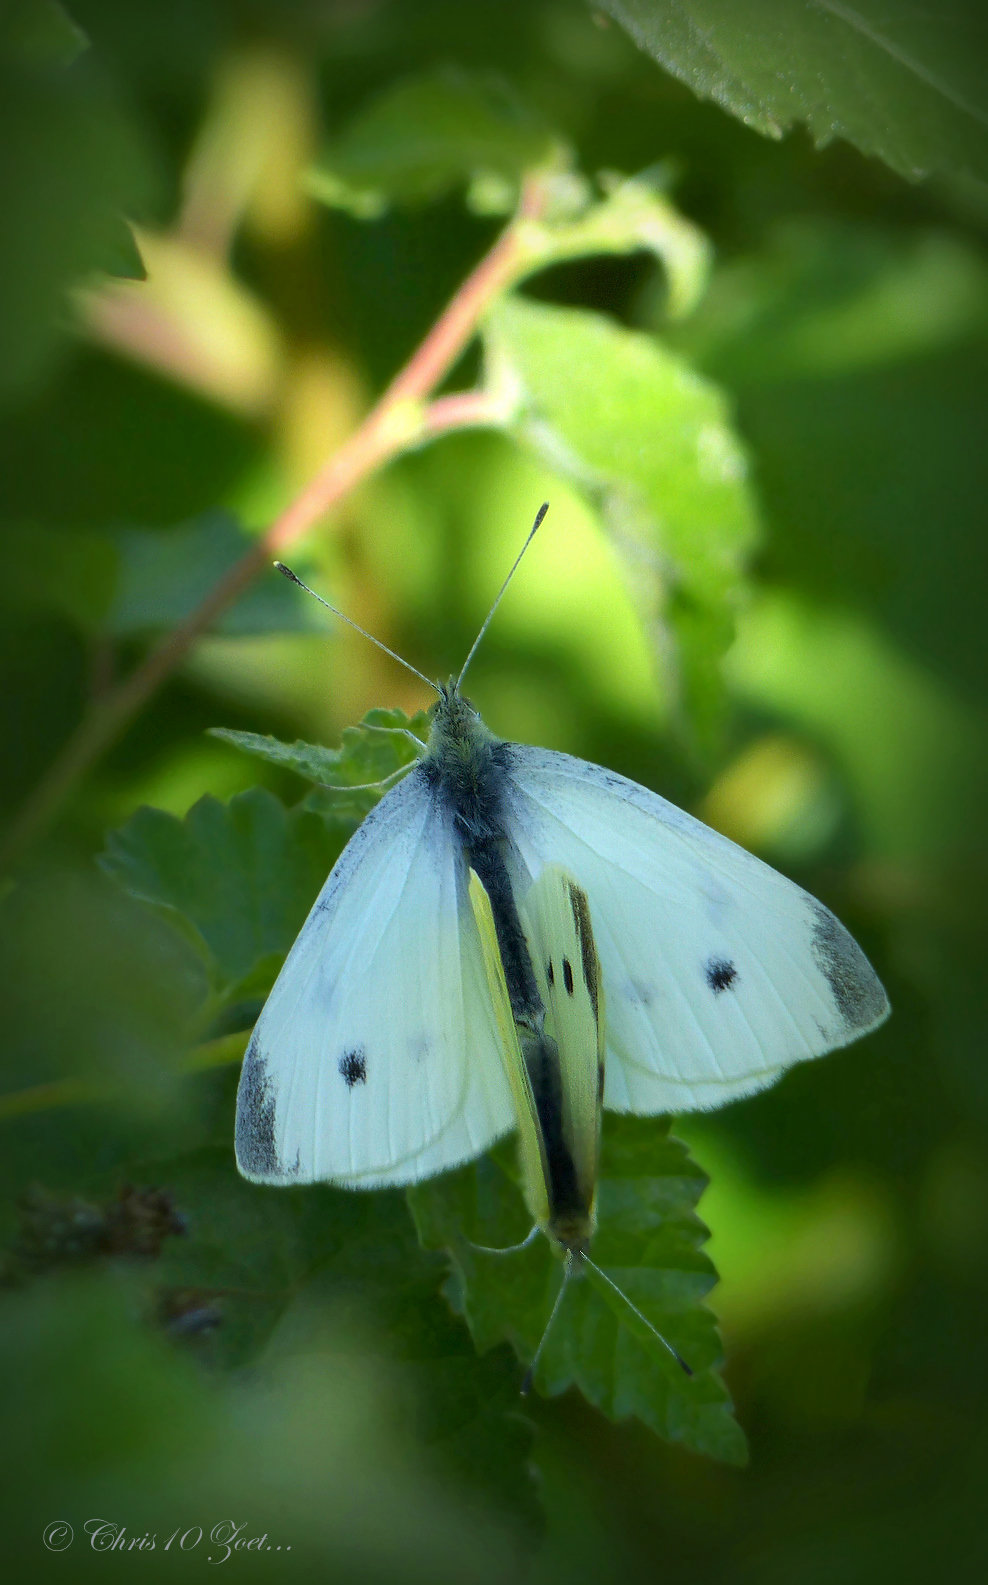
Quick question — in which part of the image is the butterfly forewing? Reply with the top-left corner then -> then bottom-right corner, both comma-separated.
236,768 -> 514,1186
499,746 -> 889,1115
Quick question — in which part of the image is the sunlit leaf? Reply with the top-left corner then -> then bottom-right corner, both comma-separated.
484,296 -> 760,746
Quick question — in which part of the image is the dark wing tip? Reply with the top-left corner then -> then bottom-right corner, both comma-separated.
810,903 -> 890,1034
234,1036 -> 283,1180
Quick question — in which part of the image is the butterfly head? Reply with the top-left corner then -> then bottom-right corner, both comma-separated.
425,679 -> 495,770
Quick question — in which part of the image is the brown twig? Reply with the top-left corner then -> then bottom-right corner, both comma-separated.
1,178 -> 548,870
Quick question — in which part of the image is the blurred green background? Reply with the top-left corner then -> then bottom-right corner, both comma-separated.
1,1 -> 986,1580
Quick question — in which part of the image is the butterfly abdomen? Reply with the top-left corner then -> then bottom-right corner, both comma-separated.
521,1028 -> 595,1253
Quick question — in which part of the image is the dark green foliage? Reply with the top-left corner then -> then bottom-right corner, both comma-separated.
100,789 -> 344,992
0,1265 -> 538,1579
0,0 -> 156,402
410,1119 -> 747,1465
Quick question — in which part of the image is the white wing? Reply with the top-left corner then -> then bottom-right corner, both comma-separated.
236,768 -> 514,1186
499,746 -> 889,1115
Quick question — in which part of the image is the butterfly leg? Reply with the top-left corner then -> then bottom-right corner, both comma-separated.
468,1224 -> 540,1257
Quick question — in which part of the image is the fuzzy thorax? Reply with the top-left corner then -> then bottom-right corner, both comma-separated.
423,682 -> 499,789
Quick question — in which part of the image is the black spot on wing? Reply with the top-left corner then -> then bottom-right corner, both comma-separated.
546,959 -> 555,987
562,958 -> 575,996
810,903 -> 889,1031
706,957 -> 738,994
236,1035 -> 281,1177
339,1047 -> 367,1087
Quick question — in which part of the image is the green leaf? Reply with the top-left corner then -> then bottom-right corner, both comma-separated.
484,296 -> 760,746
308,67 -> 559,216
107,512 -> 323,637
210,707 -> 431,787
408,1116 -> 747,1465
595,0 -> 988,184
6,513 -> 322,638
100,789 -> 343,992
526,169 -> 712,321
0,870 -> 216,1239
0,872 -> 208,1098
96,217 -> 146,282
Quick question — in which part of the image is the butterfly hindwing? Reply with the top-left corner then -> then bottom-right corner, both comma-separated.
468,868 -> 551,1233
518,864 -> 604,1238
470,863 -> 604,1252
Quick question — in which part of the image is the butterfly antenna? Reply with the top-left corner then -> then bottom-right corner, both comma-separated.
521,1246 -> 575,1396
582,1254 -> 693,1377
275,563 -> 440,695
456,502 -> 549,690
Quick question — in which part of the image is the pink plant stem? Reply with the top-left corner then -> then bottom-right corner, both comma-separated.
1,180 -> 547,869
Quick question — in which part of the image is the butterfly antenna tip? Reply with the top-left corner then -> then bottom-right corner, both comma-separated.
457,501 -> 550,689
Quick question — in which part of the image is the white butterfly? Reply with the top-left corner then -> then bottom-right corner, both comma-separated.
235,507 -> 889,1191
